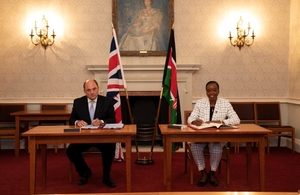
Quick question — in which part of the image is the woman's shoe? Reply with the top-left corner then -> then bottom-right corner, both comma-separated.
208,171 -> 219,187
197,171 -> 208,187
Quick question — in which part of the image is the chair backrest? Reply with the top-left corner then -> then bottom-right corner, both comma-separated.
231,102 -> 256,123
254,102 -> 281,125
183,110 -> 192,125
39,103 -> 68,125
132,97 -> 157,142
0,103 -> 27,124
132,97 -> 156,125
0,103 -> 26,137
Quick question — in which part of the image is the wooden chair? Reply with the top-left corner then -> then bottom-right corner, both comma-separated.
183,110 -> 230,186
33,103 -> 68,153
39,103 -> 68,125
255,102 -> 295,153
230,102 -> 256,153
0,103 -> 27,150
69,147 -> 101,182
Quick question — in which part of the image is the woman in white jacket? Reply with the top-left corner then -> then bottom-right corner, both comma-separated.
188,81 -> 240,187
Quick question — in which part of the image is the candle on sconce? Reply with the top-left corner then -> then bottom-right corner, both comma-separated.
229,17 -> 255,49
29,15 -> 56,49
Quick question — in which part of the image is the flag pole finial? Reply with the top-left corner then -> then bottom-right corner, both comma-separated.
172,23 -> 174,29
111,22 -> 114,29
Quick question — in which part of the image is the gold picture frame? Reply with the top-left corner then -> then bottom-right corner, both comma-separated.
112,0 -> 174,57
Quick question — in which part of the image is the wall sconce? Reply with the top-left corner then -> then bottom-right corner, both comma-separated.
29,15 -> 56,50
228,16 -> 255,50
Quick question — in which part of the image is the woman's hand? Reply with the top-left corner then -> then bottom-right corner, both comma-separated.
191,119 -> 203,126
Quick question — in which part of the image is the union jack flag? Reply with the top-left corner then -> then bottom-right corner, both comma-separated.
106,27 -> 126,161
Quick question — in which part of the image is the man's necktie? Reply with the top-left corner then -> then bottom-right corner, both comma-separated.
89,100 -> 95,122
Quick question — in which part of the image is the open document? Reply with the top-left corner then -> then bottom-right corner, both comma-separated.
188,122 -> 238,130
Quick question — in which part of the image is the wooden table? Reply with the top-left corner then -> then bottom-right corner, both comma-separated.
11,110 -> 71,156
159,124 -> 272,191
22,125 -> 136,195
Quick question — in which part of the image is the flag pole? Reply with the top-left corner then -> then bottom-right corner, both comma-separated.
111,22 -> 133,124
124,88 -> 133,124
111,22 -> 149,164
109,22 -> 131,161
151,86 -> 163,158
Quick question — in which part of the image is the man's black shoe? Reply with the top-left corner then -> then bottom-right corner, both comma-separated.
78,171 -> 92,186
78,177 -> 88,185
102,177 -> 116,188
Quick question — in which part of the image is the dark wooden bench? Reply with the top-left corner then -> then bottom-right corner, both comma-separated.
230,102 -> 294,153
255,102 -> 295,153
0,103 -> 27,149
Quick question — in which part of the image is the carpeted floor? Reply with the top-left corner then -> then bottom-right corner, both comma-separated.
0,147 -> 299,194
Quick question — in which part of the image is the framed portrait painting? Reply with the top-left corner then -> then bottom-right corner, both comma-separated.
112,0 -> 174,56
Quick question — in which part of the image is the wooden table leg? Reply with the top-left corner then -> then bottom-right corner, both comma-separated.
246,142 -> 252,185
24,122 -> 29,152
29,137 -> 36,195
258,136 -> 265,191
166,138 -> 172,191
15,116 -> 20,157
40,144 -> 47,188
125,137 -> 131,192
163,136 -> 166,185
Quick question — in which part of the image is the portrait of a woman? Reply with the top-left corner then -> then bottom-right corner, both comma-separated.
118,0 -> 167,52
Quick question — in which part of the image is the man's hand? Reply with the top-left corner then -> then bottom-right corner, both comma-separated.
76,120 -> 88,127
91,118 -> 103,126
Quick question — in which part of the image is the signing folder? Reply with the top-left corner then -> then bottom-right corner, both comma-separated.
81,125 -> 99,130
103,123 -> 124,129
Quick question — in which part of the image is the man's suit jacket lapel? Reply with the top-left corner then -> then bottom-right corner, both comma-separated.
94,95 -> 103,118
81,96 -> 91,122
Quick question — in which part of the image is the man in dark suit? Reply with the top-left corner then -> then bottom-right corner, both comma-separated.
66,79 -> 116,188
